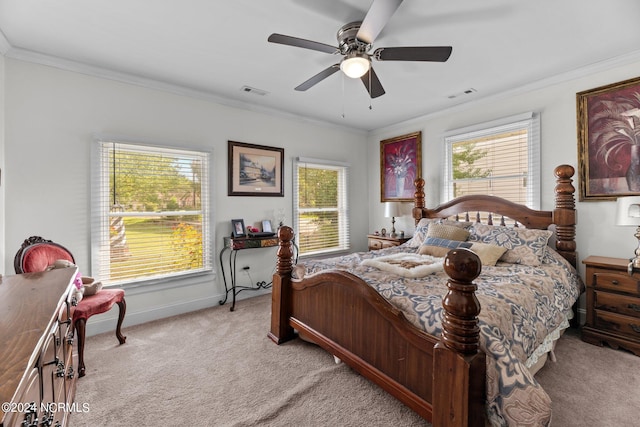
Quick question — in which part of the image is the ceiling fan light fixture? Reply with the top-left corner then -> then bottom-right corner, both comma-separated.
340,54 -> 370,78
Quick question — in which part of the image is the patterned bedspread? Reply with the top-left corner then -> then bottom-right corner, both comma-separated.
298,245 -> 583,426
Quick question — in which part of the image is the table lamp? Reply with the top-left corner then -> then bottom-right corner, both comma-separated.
384,202 -> 402,238
615,195 -> 640,273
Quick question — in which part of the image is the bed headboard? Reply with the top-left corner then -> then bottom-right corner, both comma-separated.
412,164 -> 577,267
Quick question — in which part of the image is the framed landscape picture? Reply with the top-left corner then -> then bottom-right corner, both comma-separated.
228,141 -> 284,197
380,131 -> 422,202
577,76 -> 640,201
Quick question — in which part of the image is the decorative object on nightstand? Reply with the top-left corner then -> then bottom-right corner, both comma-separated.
384,201 -> 401,237
582,256 -> 640,357
615,196 -> 640,274
367,234 -> 410,251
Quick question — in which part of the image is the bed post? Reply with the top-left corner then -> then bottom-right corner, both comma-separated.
268,226 -> 295,345
553,164 -> 577,268
433,249 -> 486,427
413,177 -> 425,225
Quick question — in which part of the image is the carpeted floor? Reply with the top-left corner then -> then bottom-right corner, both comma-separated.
71,294 -> 640,426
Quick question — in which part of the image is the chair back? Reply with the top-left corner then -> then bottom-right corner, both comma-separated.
14,236 -> 75,274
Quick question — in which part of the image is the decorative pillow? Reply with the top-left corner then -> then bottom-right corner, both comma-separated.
418,237 -> 472,257
468,223 -> 552,266
426,223 -> 470,242
406,218 -> 438,247
469,242 -> 507,266
406,218 -> 472,247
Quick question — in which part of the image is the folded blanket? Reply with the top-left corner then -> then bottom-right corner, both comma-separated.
362,253 -> 443,278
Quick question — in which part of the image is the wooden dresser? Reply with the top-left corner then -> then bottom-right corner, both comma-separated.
0,268 -> 79,427
367,234 -> 410,251
582,256 -> 640,356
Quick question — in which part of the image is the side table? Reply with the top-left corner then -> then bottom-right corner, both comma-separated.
367,234 -> 410,251
219,235 -> 279,311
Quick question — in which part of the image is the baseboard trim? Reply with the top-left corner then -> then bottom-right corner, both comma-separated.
82,289 -> 272,337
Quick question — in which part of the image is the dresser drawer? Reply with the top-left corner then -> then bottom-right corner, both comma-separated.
368,238 -> 384,250
595,291 -> 640,319
593,270 -> 640,295
594,309 -> 640,340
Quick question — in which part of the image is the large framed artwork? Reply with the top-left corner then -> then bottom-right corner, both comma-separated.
380,131 -> 422,202
228,141 -> 284,197
577,76 -> 640,201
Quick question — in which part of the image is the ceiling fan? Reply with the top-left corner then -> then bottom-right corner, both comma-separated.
267,0 -> 452,98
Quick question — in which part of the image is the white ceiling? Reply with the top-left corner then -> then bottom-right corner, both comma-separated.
1,0 -> 640,132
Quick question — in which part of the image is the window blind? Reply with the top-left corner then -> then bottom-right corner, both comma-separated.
92,139 -> 212,285
443,112 -> 540,209
293,157 -> 350,256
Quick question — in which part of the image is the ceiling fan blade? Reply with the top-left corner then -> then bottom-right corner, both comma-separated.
295,64 -> 341,91
268,33 -> 339,54
360,67 -> 385,98
356,0 -> 403,45
373,46 -> 453,62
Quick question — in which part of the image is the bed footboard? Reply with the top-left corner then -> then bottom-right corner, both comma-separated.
269,227 -> 485,427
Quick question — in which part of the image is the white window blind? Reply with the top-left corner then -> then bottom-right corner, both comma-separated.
443,112 -> 541,208
293,157 -> 350,256
92,139 -> 212,285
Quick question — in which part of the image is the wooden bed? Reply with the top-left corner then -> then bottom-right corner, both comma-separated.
268,164 -> 578,427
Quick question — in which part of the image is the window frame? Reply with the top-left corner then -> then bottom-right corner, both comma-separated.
443,112 -> 541,209
293,157 -> 350,258
91,134 -> 214,288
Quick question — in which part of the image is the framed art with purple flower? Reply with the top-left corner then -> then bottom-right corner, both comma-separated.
380,131 -> 422,202
577,76 -> 640,201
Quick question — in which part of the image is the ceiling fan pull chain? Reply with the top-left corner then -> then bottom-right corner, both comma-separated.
369,71 -> 373,110
341,74 -> 345,118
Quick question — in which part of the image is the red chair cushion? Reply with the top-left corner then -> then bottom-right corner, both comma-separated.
21,243 -> 74,273
73,289 -> 125,321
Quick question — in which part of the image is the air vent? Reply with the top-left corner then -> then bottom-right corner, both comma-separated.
447,88 -> 477,99
240,86 -> 269,96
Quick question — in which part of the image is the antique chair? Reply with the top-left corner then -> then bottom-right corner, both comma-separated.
14,236 -> 126,377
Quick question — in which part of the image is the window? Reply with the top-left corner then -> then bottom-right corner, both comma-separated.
293,157 -> 350,256
92,138 -> 212,285
443,112 -> 540,208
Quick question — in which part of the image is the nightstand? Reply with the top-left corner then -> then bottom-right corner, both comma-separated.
582,256 -> 640,356
367,234 -> 410,251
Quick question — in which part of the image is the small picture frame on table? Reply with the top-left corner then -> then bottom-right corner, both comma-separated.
262,220 -> 273,233
231,219 -> 246,238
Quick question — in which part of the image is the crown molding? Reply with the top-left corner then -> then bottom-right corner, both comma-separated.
370,48 -> 640,137
4,46 -> 367,136
0,29 -> 10,55
4,40 -> 640,138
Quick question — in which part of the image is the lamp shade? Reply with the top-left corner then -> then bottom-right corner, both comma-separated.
615,196 -> 640,226
384,202 -> 401,218
340,54 -> 370,78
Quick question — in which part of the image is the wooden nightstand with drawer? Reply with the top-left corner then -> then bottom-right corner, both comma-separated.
582,256 -> 640,356
367,234 -> 410,251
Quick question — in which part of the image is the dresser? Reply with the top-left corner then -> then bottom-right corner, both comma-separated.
0,268 -> 79,427
367,234 -> 410,251
582,256 -> 640,356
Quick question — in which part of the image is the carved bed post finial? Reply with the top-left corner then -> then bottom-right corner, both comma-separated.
276,226 -> 294,275
553,165 -> 577,267
413,178 -> 425,225
441,249 -> 482,354
268,226 -> 295,345
433,249 -> 485,427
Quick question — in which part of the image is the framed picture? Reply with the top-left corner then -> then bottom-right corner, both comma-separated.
228,141 -> 284,197
577,76 -> 640,201
380,131 -> 422,202
262,220 -> 272,233
231,219 -> 246,238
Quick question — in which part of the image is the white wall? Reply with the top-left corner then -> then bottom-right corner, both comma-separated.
3,58 -> 369,334
367,58 -> 640,280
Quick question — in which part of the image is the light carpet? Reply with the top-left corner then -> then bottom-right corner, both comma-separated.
72,294 -> 640,426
